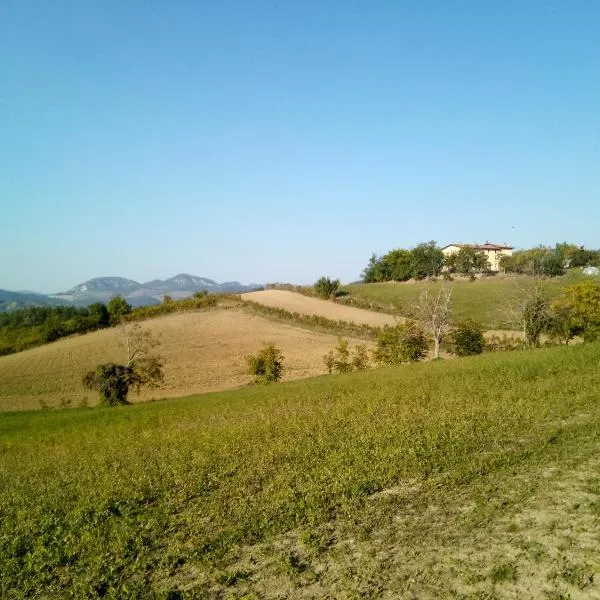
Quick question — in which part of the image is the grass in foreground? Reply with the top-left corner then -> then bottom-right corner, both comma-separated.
1,343 -> 600,597
344,270 -> 599,328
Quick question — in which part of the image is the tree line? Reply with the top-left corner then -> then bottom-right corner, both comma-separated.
0,292 -> 216,356
363,241 -> 600,283
0,297 -> 129,356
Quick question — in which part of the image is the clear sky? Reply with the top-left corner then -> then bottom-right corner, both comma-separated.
1,1 -> 599,293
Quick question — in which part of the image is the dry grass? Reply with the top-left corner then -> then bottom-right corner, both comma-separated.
0,308 -> 371,411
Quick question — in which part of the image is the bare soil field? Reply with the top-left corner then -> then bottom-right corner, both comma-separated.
0,308 -> 370,411
243,290 -> 526,340
242,290 -> 399,327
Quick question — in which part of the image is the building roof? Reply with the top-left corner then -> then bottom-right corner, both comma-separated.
443,242 -> 514,251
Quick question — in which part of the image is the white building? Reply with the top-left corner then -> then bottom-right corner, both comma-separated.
442,242 -> 514,272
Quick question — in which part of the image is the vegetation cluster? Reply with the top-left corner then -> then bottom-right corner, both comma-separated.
363,241 -> 600,283
0,292 -> 219,357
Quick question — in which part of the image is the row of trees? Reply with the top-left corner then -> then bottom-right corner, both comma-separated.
363,241 -> 448,282
500,243 -> 600,276
0,296 -> 134,355
363,241 -> 600,283
1,291 -> 215,357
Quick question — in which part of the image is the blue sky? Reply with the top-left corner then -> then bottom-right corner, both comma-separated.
1,1 -> 599,293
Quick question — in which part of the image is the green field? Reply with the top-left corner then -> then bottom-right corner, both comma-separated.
2,343 -> 600,598
343,270 -> 599,328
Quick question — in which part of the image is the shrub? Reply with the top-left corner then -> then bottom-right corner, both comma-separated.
247,344 -> 284,384
373,321 -> 428,365
333,338 -> 352,372
323,339 -> 370,373
485,334 -> 526,352
448,320 -> 485,356
352,344 -> 369,370
323,351 -> 335,374
314,277 -> 340,299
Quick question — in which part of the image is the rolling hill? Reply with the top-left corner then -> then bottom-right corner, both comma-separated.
0,307 -> 370,411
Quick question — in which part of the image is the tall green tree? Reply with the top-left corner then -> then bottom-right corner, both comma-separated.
410,241 -> 444,279
107,296 -> 132,324
447,248 -> 490,277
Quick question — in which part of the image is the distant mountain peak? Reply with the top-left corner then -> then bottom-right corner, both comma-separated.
1,274 -> 263,312
65,277 -> 141,295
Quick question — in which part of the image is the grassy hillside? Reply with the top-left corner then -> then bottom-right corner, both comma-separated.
2,343 -> 600,597
0,308 -> 369,411
343,270 -> 599,328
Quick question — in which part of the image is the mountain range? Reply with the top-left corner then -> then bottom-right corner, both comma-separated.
0,274 -> 262,311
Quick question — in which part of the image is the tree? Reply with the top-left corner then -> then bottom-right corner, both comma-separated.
448,320 -> 485,356
107,296 -> 132,325
448,248 -> 490,278
373,321 -> 428,365
569,247 -> 600,268
83,363 -> 136,406
314,277 -> 340,299
82,324 -> 163,406
503,280 -> 551,347
87,302 -> 110,329
362,254 -> 380,283
552,282 -> 600,341
362,249 -> 413,283
247,343 -> 284,384
410,286 -> 453,359
410,241 -> 445,279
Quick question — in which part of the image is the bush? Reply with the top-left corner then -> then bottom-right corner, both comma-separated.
247,344 -> 284,384
373,321 -> 428,365
314,277 -> 340,299
485,334 -> 526,352
352,344 -> 369,370
448,321 -> 485,356
323,339 -> 370,374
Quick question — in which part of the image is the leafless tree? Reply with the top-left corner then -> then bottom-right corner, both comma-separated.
502,278 -> 551,347
411,285 -> 453,359
123,324 -> 163,392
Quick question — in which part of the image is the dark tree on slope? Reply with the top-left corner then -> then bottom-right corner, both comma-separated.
82,324 -> 163,406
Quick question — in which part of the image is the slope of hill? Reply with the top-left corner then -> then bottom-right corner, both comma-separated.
2,342 -> 600,597
242,289 -> 398,327
0,308 -> 369,411
343,270 -> 600,328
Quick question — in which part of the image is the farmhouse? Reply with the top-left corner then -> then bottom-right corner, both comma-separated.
442,242 -> 514,272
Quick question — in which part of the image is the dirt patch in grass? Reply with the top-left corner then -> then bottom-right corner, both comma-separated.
177,440 -> 600,599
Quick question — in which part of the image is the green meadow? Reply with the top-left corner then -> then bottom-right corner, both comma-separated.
2,342 -> 600,597
343,270 -> 598,328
